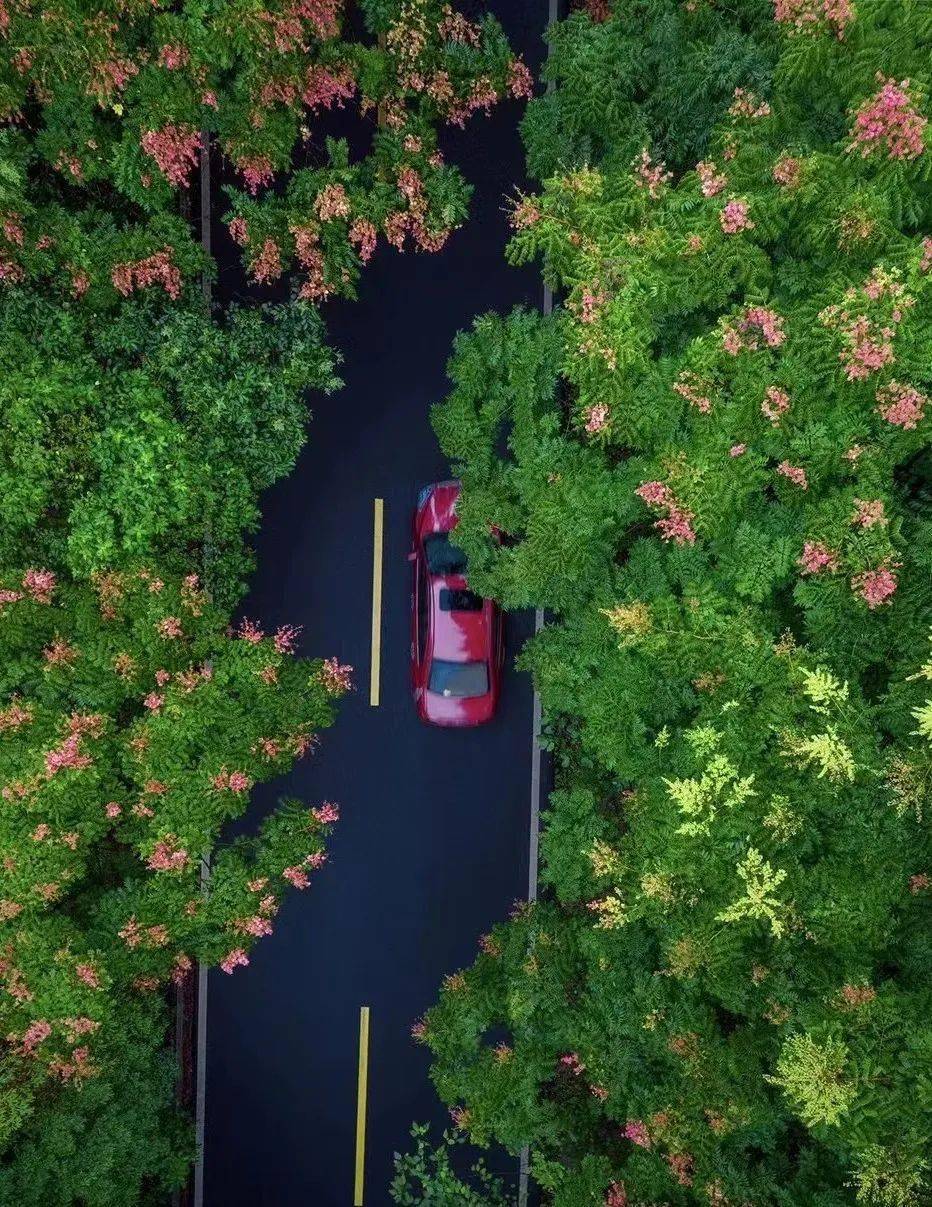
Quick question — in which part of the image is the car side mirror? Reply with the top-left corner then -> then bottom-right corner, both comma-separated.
407,551 -> 417,563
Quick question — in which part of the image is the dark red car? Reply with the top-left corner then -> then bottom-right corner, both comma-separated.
409,480 -> 503,727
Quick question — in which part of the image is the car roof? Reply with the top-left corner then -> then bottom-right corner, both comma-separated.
429,577 -> 491,664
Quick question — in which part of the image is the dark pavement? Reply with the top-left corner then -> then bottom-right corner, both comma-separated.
204,4 -> 546,1203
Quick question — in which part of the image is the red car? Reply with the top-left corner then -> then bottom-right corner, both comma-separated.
409,480 -> 503,727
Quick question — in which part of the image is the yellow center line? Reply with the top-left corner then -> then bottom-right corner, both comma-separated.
370,499 -> 384,707
354,1005 -> 371,1206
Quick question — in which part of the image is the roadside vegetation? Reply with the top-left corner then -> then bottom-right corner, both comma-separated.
420,2 -> 932,1204
0,1 -> 526,1201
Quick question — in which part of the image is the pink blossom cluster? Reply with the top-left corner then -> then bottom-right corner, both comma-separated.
0,698 -> 32,732
228,216 -> 250,246
291,224 -> 332,301
729,88 -> 771,119
111,249 -> 182,300
668,1152 -> 695,1188
720,199 -> 754,234
157,615 -> 183,639
146,836 -> 190,873
673,371 -> 714,414
578,286 -> 607,325
852,498 -> 886,528
774,0 -> 854,38
45,732 -> 93,777
75,963 -> 100,989
761,385 -> 791,425
22,568 -> 55,603
140,124 -> 201,187
158,43 -> 190,70
921,237 -> 932,274
282,865 -> 310,889
876,381 -> 927,429
623,1119 -> 651,1148
848,78 -> 927,161
315,183 -> 350,221
303,64 -> 356,111
212,768 -> 253,793
696,160 -> 727,197
273,624 -> 301,654
636,481 -> 697,545
220,948 -> 250,975
447,76 -> 499,128
777,461 -> 808,489
584,403 -> 610,434
772,154 -> 802,188
236,155 -> 275,195
852,564 -> 898,608
87,56 -> 139,103
312,801 -> 340,824
605,1184 -> 628,1207
633,149 -> 672,199
722,306 -> 786,355
21,1019 -> 52,1054
349,218 -> 378,264
319,656 -> 353,695
798,541 -> 838,574
508,58 -> 534,100
249,238 -> 283,284
559,1051 -> 586,1075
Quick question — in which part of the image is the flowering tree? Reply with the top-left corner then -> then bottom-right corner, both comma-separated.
0,0 -> 531,300
0,567 -> 350,1201
423,3 -> 932,1203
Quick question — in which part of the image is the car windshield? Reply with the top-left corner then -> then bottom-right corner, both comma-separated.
428,660 -> 489,699
424,532 -> 467,576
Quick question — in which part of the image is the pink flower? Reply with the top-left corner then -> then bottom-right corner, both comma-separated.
143,693 -> 164,712
319,657 -> 353,695
274,624 -> 301,654
302,64 -> 356,111
605,1184 -> 627,1207
111,249 -> 182,300
876,381 -> 927,429
560,1052 -> 586,1075
31,824 -> 50,842
22,568 -> 55,603
667,1152 -> 695,1188
236,155 -> 275,195
720,199 -> 754,234
45,734 -> 93,776
777,461 -> 808,489
730,444 -> 747,457
312,802 -> 340,825
673,371 -> 713,413
761,386 -> 791,426
585,403 -> 610,434
633,149 -> 672,199
75,963 -> 100,989
655,507 -> 697,545
729,87 -> 771,119
852,565 -> 898,608
201,90 -> 219,109
249,238 -> 282,284
305,850 -> 327,869
909,872 -> 930,894
282,866 -> 310,889
140,124 -> 201,187
798,541 -> 839,574
237,617 -> 265,644
508,58 -> 534,100
774,0 -> 854,38
228,216 -> 249,246
848,78 -> 927,161
157,616 -> 183,640
411,1019 -> 427,1042
853,498 -> 886,528
22,1020 -> 52,1053
146,837 -> 190,873
636,481 -> 673,508
696,160 -> 727,197
105,802 -> 122,819
773,155 -> 802,187
315,183 -> 350,222
921,237 -> 932,274
722,307 -> 786,354
235,915 -> 274,937
220,948 -> 250,975
623,1119 -> 651,1148
349,218 -> 377,263
158,43 -> 190,70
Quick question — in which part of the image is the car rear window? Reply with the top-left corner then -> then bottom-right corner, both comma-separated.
439,588 -> 483,612
429,660 -> 489,699
424,533 -> 467,576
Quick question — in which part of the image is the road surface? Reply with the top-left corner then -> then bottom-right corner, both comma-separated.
203,4 -> 546,1203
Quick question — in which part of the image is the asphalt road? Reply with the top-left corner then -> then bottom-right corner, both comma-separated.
203,4 -> 546,1203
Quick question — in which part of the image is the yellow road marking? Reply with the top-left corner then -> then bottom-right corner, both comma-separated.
370,499 -> 384,706
354,1006 -> 371,1205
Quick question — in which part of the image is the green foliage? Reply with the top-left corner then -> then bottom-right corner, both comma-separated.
390,1124 -> 515,1206
0,288 -> 338,606
522,0 -> 778,180
424,4 -> 932,1204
